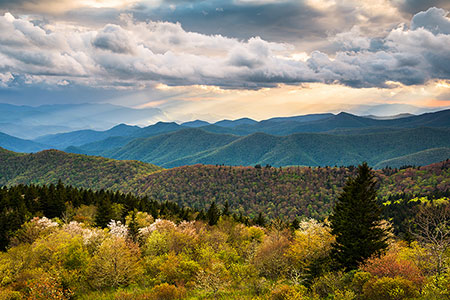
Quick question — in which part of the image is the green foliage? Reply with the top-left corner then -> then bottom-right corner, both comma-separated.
151,283 -> 185,300
270,284 -> 307,300
330,163 -> 388,270
1,147 -> 449,222
206,202 -> 220,226
0,184 -> 200,250
0,149 -> 161,192
0,212 -> 449,299
87,237 -> 143,289
77,125 -> 450,168
362,277 -> 419,300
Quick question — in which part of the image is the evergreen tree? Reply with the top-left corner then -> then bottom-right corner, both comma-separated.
254,212 -> 266,226
222,201 -> 230,216
329,162 -> 387,270
207,201 -> 220,226
127,209 -> 139,242
95,195 -> 113,228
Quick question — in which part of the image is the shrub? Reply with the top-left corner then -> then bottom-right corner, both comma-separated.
151,283 -> 185,300
361,250 -> 424,286
0,289 -> 22,300
253,231 -> 291,279
24,274 -> 73,300
114,290 -> 152,300
310,271 -> 347,298
362,276 -> 419,300
420,273 -> 450,300
270,284 -> 306,300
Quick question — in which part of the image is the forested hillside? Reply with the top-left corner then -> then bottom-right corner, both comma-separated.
0,182 -> 449,300
0,148 -> 161,192
2,110 -> 450,168
2,147 -> 449,220
69,127 -> 450,168
137,161 -> 450,219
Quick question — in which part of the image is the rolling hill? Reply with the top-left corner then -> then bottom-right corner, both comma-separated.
0,147 -> 162,192
0,109 -> 448,168
1,147 -> 448,219
68,127 -> 450,168
0,132 -> 47,153
374,148 -> 450,169
34,122 -> 183,149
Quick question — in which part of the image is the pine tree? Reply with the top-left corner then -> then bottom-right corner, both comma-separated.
254,212 -> 266,226
222,201 -> 230,216
95,195 -> 113,228
127,209 -> 139,242
329,162 -> 387,270
207,201 -> 220,226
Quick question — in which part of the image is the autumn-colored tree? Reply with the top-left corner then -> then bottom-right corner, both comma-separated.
87,237 -> 143,289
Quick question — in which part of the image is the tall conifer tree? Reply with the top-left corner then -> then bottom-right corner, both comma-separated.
207,201 -> 220,226
329,162 -> 387,270
95,195 -> 113,228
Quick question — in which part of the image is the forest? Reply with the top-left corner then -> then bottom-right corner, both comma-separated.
2,147 -> 449,220
1,163 -> 450,299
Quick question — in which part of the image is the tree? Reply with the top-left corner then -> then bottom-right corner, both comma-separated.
207,201 -> 220,226
95,195 -> 113,228
412,202 -> 450,275
329,162 -> 387,270
87,237 -> 143,289
127,209 -> 139,242
254,212 -> 266,227
222,201 -> 230,216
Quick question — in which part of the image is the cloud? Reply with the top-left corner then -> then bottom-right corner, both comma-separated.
411,6 -> 450,34
92,24 -> 136,54
394,0 -> 450,14
0,0 -> 142,14
0,7 -> 449,91
0,0 -> 419,51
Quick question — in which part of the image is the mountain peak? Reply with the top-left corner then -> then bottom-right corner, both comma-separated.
181,120 -> 211,128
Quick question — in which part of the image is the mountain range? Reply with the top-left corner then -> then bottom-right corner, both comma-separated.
1,109 -> 450,168
0,103 -> 164,139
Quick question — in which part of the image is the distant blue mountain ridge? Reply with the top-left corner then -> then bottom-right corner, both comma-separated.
1,109 -> 450,168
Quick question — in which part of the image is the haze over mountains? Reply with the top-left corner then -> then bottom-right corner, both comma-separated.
1,106 -> 450,168
0,103 -> 164,139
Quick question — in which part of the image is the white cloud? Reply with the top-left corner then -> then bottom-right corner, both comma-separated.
0,7 -> 449,90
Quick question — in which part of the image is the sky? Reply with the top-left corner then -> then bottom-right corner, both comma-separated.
0,0 -> 449,122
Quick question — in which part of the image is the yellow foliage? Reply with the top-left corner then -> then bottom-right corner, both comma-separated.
286,219 -> 334,271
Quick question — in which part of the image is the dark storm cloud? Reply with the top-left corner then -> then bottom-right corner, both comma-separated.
131,0 -> 325,43
395,0 -> 450,14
